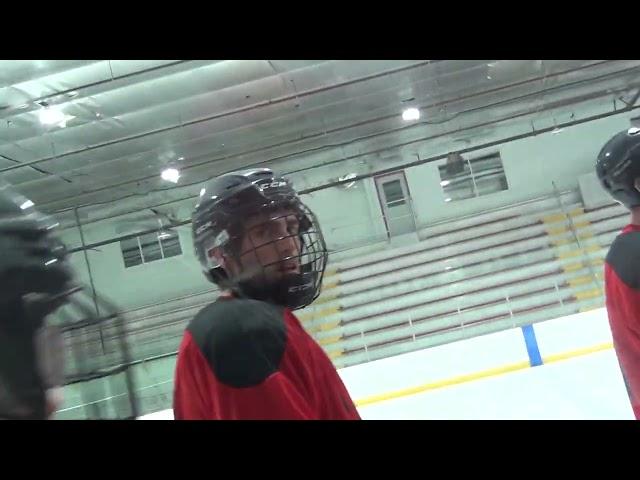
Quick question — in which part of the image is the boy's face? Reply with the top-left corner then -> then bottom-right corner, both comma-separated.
225,208 -> 302,283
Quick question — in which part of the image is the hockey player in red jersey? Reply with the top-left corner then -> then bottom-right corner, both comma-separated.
173,168 -> 360,420
596,127 -> 640,419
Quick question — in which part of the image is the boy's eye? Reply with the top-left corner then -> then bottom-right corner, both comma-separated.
287,222 -> 299,235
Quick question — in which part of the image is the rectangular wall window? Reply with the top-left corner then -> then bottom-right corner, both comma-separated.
120,231 -> 182,268
439,152 -> 508,203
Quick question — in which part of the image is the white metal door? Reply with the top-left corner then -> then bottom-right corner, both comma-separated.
374,172 -> 416,238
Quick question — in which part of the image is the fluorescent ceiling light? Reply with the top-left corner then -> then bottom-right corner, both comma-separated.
38,108 -> 75,128
161,168 -> 180,183
402,107 -> 420,121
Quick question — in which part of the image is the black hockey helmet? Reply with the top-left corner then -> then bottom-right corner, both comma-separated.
0,183 -> 74,305
192,168 -> 328,310
596,127 -> 640,209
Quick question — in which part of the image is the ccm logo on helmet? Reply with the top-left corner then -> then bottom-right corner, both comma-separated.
260,181 -> 288,190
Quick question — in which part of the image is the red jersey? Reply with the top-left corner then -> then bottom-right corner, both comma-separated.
173,298 -> 360,420
604,223 -> 640,419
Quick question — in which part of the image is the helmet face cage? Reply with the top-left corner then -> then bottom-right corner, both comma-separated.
238,202 -> 326,300
196,188 -> 328,310
50,288 -> 139,420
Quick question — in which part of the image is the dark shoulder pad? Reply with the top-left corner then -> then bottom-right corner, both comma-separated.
606,231 -> 640,290
187,299 -> 287,388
